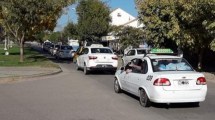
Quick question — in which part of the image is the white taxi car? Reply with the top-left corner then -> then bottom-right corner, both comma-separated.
114,55 -> 207,107
76,46 -> 118,74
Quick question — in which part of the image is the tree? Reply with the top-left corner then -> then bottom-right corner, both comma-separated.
76,0 -> 111,42
116,26 -> 145,49
0,0 -> 75,62
62,22 -> 79,40
136,0 -> 215,70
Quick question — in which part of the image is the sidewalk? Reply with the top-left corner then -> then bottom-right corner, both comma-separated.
0,66 -> 62,83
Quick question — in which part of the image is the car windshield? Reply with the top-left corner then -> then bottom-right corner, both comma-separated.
91,48 -> 113,54
151,58 -> 193,72
72,46 -> 79,51
61,46 -> 73,50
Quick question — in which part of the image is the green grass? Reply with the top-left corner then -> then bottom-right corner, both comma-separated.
0,44 -> 58,68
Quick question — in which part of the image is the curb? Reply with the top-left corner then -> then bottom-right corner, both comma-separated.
0,67 -> 62,84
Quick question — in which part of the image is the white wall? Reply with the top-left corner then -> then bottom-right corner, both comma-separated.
110,8 -> 135,26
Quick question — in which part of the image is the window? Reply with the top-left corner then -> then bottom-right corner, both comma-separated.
151,58 -> 193,72
137,49 -> 146,54
81,48 -> 88,54
117,13 -> 121,17
127,50 -> 135,56
91,48 -> 112,54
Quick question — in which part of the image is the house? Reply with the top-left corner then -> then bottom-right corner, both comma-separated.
109,8 -> 136,26
102,8 -> 144,51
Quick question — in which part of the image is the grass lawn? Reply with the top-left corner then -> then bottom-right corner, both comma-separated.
0,44 -> 58,68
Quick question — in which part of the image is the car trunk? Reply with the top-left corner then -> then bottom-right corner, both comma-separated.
155,71 -> 204,91
93,54 -> 115,63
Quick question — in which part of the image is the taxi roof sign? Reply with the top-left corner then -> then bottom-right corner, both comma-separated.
150,48 -> 173,54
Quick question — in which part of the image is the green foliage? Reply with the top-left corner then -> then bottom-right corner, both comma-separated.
76,0 -> 111,41
0,44 -> 58,67
62,22 -> 79,40
137,0 -> 215,69
115,26 -> 145,49
0,0 -> 75,62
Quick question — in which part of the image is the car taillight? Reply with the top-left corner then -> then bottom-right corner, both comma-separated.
112,56 -> 118,60
89,56 -> 97,60
153,78 -> 171,86
196,77 -> 206,85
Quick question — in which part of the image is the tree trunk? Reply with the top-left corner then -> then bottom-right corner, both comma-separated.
19,39 -> 24,62
198,48 -> 204,71
19,34 -> 24,62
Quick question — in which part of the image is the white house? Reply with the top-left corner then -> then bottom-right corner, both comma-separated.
123,18 -> 144,28
102,8 -> 145,51
109,8 -> 136,26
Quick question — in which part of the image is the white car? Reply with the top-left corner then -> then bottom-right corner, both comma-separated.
114,55 -> 207,107
122,48 -> 150,66
76,46 -> 118,74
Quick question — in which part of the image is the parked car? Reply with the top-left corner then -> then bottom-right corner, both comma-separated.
114,55 -> 207,107
51,44 -> 60,56
55,45 -> 73,60
42,41 -> 52,52
121,48 -> 150,66
76,46 -> 118,75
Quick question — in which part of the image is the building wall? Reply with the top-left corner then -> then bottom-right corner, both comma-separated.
124,19 -> 144,28
110,8 -> 135,26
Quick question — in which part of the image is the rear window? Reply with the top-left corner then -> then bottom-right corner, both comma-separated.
61,46 -> 73,50
91,48 -> 113,54
151,58 -> 193,72
137,49 -> 146,54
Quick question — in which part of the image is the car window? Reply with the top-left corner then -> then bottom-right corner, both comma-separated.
91,48 -> 113,54
61,46 -> 73,50
137,49 -> 146,54
151,58 -> 193,72
127,50 -> 135,56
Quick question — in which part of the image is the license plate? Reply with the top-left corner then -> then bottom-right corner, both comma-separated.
178,80 -> 189,85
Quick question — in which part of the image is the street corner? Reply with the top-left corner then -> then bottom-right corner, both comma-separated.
0,66 -> 63,84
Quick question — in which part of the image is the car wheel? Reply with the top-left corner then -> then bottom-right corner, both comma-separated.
84,64 -> 89,75
114,78 -> 122,93
139,89 -> 151,107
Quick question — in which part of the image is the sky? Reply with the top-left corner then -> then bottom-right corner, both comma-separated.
54,0 -> 138,32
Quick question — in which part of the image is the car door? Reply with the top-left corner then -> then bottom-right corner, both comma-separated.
120,63 -> 133,91
119,70 -> 130,91
124,50 -> 135,65
127,60 -> 149,96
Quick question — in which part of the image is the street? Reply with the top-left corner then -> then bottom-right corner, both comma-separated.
0,59 -> 215,120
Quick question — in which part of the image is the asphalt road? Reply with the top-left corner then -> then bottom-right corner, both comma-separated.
0,59 -> 215,120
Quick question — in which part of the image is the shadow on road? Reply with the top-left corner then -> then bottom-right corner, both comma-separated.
121,91 -> 200,109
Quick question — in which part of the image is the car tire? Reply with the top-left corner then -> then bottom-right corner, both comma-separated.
139,89 -> 151,107
84,64 -> 89,75
114,78 -> 122,93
